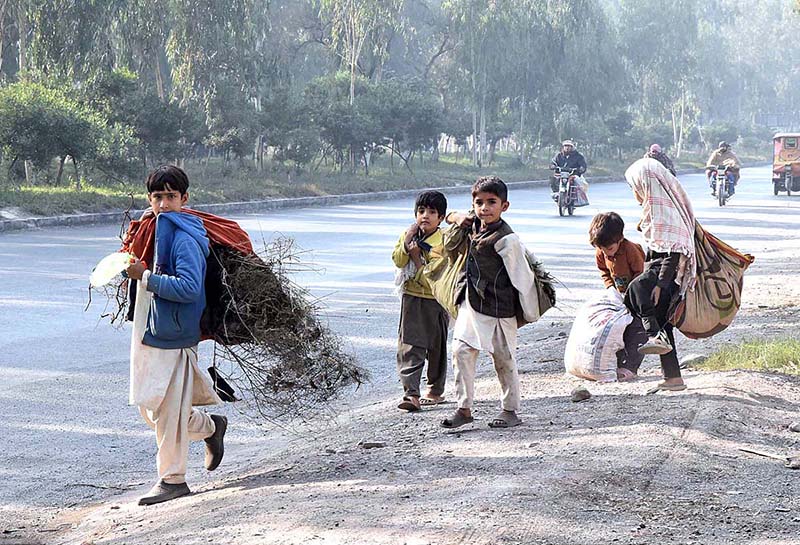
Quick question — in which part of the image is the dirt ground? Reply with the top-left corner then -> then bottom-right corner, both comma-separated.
0,263 -> 788,545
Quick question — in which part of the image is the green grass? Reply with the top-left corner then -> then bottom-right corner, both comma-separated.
694,339 -> 800,376
0,184 -> 147,216
0,148 -> 770,217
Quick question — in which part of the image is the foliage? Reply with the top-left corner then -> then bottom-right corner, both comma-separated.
694,338 -> 800,376
0,81 -> 103,172
0,0 -> 791,193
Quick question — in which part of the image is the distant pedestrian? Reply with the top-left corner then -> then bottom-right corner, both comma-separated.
392,190 -> 450,412
644,144 -> 676,176
623,158 -> 696,393
125,165 -> 227,505
441,176 -> 544,429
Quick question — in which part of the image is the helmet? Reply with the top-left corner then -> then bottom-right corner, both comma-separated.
649,144 -> 662,154
561,139 -> 575,147
718,140 -> 729,149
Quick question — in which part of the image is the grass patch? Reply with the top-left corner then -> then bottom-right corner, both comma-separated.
0,149 -> 770,217
0,184 -> 147,217
696,339 -> 800,376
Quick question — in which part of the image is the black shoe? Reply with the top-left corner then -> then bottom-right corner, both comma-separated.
138,480 -> 191,506
204,414 -> 227,471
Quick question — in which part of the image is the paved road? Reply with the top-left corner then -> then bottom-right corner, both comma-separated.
1,164 -> 796,530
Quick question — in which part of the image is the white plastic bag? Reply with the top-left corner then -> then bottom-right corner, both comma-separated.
574,176 -> 590,207
564,288 -> 632,382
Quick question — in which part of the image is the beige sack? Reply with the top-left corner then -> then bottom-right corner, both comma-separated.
669,223 -> 754,339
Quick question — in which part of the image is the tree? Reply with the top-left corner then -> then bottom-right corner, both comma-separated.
0,81 -> 103,186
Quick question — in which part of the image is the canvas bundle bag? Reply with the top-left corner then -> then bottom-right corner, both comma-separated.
424,224 -> 468,319
669,222 -> 754,339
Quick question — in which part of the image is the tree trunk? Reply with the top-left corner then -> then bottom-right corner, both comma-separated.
23,160 -> 32,185
471,109 -> 478,167
676,87 -> 686,158
155,49 -> 166,101
0,0 -> 8,77
55,156 -> 65,186
72,157 -> 81,190
17,6 -> 27,72
518,96 -> 525,159
478,99 -> 486,168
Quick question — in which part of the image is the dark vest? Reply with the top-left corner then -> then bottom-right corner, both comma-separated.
456,219 -> 518,318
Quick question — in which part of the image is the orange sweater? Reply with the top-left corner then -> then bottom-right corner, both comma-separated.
595,238 -> 645,293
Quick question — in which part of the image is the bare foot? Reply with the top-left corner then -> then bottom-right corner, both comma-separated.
616,368 -> 637,382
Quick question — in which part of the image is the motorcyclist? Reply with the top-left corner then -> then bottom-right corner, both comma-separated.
644,144 -> 676,176
549,140 -> 587,200
706,141 -> 741,196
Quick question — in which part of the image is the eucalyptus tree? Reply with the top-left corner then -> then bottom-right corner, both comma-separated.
318,0 -> 404,104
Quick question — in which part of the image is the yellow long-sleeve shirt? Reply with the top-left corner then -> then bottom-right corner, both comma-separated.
391,228 -> 444,299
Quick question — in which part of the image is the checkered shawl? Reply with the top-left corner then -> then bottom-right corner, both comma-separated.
625,158 -> 697,296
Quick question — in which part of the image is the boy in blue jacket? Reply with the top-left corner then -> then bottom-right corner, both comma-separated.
125,165 -> 227,506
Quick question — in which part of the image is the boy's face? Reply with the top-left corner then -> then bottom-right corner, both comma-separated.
599,240 -> 622,257
148,184 -> 187,215
415,205 -> 443,235
473,191 -> 509,226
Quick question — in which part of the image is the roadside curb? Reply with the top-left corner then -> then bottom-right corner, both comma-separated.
0,168 -> 712,234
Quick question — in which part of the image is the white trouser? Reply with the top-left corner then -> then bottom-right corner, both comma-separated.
138,351 -> 216,485
452,330 -> 520,412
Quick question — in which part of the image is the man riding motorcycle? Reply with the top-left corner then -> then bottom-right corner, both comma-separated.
706,141 -> 741,196
549,140 -> 587,200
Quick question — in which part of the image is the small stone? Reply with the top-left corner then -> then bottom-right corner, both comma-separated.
788,422 -> 800,433
110,505 -> 120,510
680,354 -> 708,368
785,456 -> 800,470
358,441 -> 386,449
571,386 -> 591,403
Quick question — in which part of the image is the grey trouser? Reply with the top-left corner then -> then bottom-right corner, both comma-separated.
397,339 -> 447,399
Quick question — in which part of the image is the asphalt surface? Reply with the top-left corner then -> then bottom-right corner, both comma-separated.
0,164 -> 794,530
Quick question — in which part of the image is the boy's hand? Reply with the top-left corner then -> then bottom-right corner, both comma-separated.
404,222 -> 419,247
651,286 -> 661,306
447,212 -> 473,229
126,258 -> 147,280
407,241 -> 424,267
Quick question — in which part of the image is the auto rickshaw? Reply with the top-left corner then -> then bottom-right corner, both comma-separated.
772,133 -> 800,195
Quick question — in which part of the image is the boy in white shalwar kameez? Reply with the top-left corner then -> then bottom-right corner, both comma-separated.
125,165 -> 227,506
441,176 -> 543,429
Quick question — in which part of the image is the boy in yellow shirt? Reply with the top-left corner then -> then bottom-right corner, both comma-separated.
391,191 -> 449,412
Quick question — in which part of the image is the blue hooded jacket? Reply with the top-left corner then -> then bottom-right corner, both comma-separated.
143,212 -> 210,349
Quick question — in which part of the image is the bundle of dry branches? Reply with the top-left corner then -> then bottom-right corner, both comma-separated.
89,237 -> 368,422
204,240 -> 368,420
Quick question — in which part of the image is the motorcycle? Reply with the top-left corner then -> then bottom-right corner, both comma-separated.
708,164 -> 735,207
554,167 -> 579,216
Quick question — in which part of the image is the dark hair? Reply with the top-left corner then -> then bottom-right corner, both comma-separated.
145,165 -> 190,195
415,190 -> 447,217
471,175 -> 508,201
589,212 -> 625,247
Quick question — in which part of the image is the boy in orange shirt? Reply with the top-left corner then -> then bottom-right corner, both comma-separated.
589,212 -> 647,381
